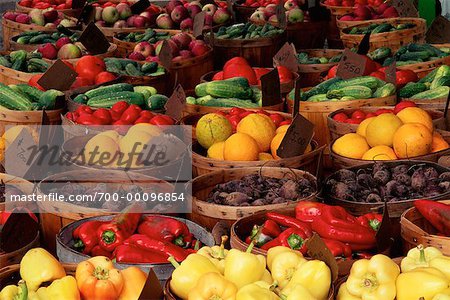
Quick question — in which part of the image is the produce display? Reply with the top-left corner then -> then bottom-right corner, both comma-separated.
214,23 -> 284,39
207,173 -> 316,206
339,3 -> 399,21
325,162 -> 450,202
156,0 -> 231,30
18,0 -> 76,10
344,22 -> 416,35
116,28 -> 171,43
0,50 -> 49,73
414,200 -> 450,236
104,58 -> 165,77
12,29 -> 78,46
194,111 -> 308,162
245,202 -> 380,254
297,51 -> 342,64
323,0 -> 386,6
399,65 -> 450,99
0,82 -> 62,110
128,33 -> 211,63
3,9 -> 76,27
92,2 -> 161,29
249,2 -> 305,25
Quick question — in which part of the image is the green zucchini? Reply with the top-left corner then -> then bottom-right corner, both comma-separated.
411,86 -> 450,100
326,85 -> 373,99
85,83 -> 134,99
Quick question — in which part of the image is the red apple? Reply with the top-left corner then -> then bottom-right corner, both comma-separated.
187,2 -> 202,18
179,50 -> 193,58
133,15 -> 150,28
15,14 -> 31,24
156,13 -> 174,29
171,32 -> 192,49
166,0 -> 183,15
55,36 -> 71,49
133,41 -> 154,57
180,17 -> 193,30
394,101 -> 416,114
191,42 -> 210,57
3,12 -> 18,21
43,9 -> 58,23
38,43 -> 58,59
128,51 -> 146,61
170,5 -> 188,24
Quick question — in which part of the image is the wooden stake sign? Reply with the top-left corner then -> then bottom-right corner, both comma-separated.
376,202 -> 394,253
164,84 -> 186,121
276,0 -> 287,29
200,0 -> 216,5
306,233 -> 339,282
292,77 -> 302,118
276,113 -> 314,158
193,11 -> 207,39
261,68 -> 282,107
158,40 -> 173,69
226,0 -> 236,21
72,0 -> 87,9
79,22 -> 110,55
273,42 -> 297,73
384,60 -> 397,85
77,3 -> 95,25
138,269 -> 163,299
391,0 -> 419,17
131,0 -> 151,15
37,59 -> 77,91
357,31 -> 371,55
1,208 -> 39,253
336,49 -> 367,79
426,16 -> 450,44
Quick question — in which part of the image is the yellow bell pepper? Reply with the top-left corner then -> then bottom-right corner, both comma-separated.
197,236 -> 229,274
284,260 -> 331,300
430,256 -> 450,281
35,276 -> 80,300
0,281 -> 27,300
224,243 -> 266,289
396,267 -> 449,300
236,281 -> 280,300
261,270 -> 273,284
281,284 -> 316,300
27,291 -> 40,300
118,267 -> 147,300
336,283 -> 360,300
270,251 -> 306,288
20,248 -> 66,292
188,272 -> 237,300
433,288 -> 450,300
267,247 -> 297,272
169,253 -> 220,299
346,254 -> 399,300
401,245 -> 443,272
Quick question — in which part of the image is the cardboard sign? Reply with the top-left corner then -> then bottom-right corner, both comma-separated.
426,16 -> 450,44
276,113 -> 314,158
306,233 -> 339,282
131,0 -> 151,15
273,42 -> 297,73
1,208 -> 39,253
77,3 -> 95,25
391,0 -> 418,17
164,84 -> 186,121
38,59 -> 77,91
193,11 -> 207,39
276,1 -> 287,29
138,269 -> 163,299
72,0 -> 87,9
292,77 -> 302,118
384,60 -> 397,85
158,40 -> 173,69
226,0 -> 236,20
376,202 -> 394,253
261,68 -> 282,107
336,49 -> 367,79
79,22 -> 110,55
357,31 -> 371,55
4,128 -> 37,178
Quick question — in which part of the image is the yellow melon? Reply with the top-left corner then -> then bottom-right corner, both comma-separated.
431,131 -> 449,153
207,141 -> 225,160
362,146 -> 398,160
365,114 -> 403,147
332,133 -> 370,159
84,135 -> 119,166
237,114 -> 276,152
396,107 -> 433,132
223,133 -> 259,161
276,125 -> 290,134
258,153 -> 274,160
196,113 -> 233,149
356,117 -> 375,137
393,123 -> 433,158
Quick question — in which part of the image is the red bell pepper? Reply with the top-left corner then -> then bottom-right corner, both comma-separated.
260,236 -> 282,250
90,245 -> 112,258
123,234 -> 189,262
137,215 -> 193,247
73,220 -> 107,254
414,200 -> 450,236
97,205 -> 143,252
113,244 -> 169,264
249,225 -> 272,248
322,239 -> 352,258
357,213 -> 383,231
295,201 -> 326,223
278,228 -> 308,254
266,212 -> 312,237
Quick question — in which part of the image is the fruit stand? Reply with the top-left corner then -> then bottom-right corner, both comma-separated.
0,0 -> 450,299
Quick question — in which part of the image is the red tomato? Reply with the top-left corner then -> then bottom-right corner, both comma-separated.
223,57 -> 250,69
134,117 -> 150,124
279,120 -> 291,126
121,105 -> 142,123
327,65 -> 338,78
253,68 -> 270,80
351,110 -> 366,120
223,60 -> 257,85
111,101 -> 129,115
149,115 -> 175,126
76,105 -> 94,115
239,111 -> 254,119
332,112 -> 348,122
227,115 -> 241,130
365,112 -> 377,118
110,110 -> 121,122
269,113 -> 285,126
375,108 -> 394,115
75,56 -> 106,82
229,107 -> 245,115
62,60 -> 74,70
28,74 -> 45,91
95,71 -> 116,85
396,69 -> 418,87
93,108 -> 112,125
66,112 -> 74,121
345,118 -> 361,124
76,114 -> 103,125
212,71 -> 224,81
370,71 -> 386,81
71,76 -> 93,89
215,110 -> 226,116
140,110 -> 155,119
394,101 -> 416,114
256,109 -> 270,116
276,66 -> 293,83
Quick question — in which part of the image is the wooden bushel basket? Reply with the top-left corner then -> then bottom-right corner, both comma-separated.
296,49 -> 343,87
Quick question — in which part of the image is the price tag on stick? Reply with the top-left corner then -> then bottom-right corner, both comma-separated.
384,60 -> 397,85
336,49 -> 367,79
376,202 -> 394,254
77,3 -> 94,25
72,0 -> 87,9
226,0 -> 236,21
276,113 -> 314,158
276,0 -> 287,29
357,31 -> 371,55
426,16 -> 450,44
273,42 -> 297,73
79,22 -> 110,55
292,77 -> 302,118
4,128 -> 38,178
200,0 -> 216,6
443,89 -> 450,120
138,269 -> 163,300
158,40 -> 173,69
261,68 -> 282,107
38,59 -> 77,91
391,0 -> 418,17
164,84 -> 186,121
306,233 -> 339,282
193,11 -> 207,39
131,0 -> 150,14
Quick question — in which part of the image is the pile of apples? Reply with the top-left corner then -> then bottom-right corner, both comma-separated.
3,9 -> 76,28
249,0 -> 304,25
37,38 -> 83,60
18,0 -> 73,10
339,3 -> 398,21
156,0 -> 231,31
324,0 -> 385,7
129,32 -> 211,63
92,2 -> 161,29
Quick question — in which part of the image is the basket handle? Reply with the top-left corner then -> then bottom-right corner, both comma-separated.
0,264 -> 20,278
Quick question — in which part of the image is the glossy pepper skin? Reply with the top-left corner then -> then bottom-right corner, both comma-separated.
118,267 -> 147,300
267,246 -> 296,271
197,236 -> 229,274
75,256 -> 124,300
169,254 -> 220,300
0,281 -> 27,300
91,245 -> 112,258
279,227 -> 308,254
36,276 -> 80,300
346,254 -> 400,300
266,212 -> 312,237
224,243 -> 266,289
137,215 -> 193,247
235,281 -> 279,300
396,267 -> 449,300
323,239 -> 352,258
414,200 -> 450,236
73,220 -> 106,254
113,244 -> 169,264
188,272 -> 237,300
20,248 -> 66,292
336,282 -> 360,300
295,201 -> 326,223
401,244 -> 443,272
356,213 -> 383,231
282,284 -> 316,300
270,250 -> 306,288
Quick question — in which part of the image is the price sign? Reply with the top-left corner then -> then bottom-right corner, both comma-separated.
391,0 -> 418,17
79,22 -> 110,55
158,40 -> 173,69
138,269 -> 163,299
131,0 -> 150,14
292,77 -> 302,118
72,0 -> 87,9
273,42 -> 297,73
4,128 -> 38,178
306,233 -> 339,282
77,3 -> 95,25
276,0 -> 287,29
385,60 -> 397,85
193,11 -> 207,38
38,59 -> 77,91
261,68 -> 282,107
226,0 -> 236,20
336,49 -> 367,79
164,84 -> 186,121
276,113 -> 314,158
426,16 -> 450,44
376,202 -> 394,253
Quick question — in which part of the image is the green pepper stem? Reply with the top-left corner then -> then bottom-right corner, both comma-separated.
168,256 -> 180,268
14,280 -> 27,300
194,240 -> 200,251
246,241 -> 255,253
418,244 -> 426,263
73,239 -> 85,251
102,230 -> 116,244
219,236 -> 228,258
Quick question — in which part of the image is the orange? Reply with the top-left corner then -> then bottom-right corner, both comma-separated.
223,133 -> 259,161
393,123 -> 433,158
237,114 -> 276,152
207,141 -> 225,160
365,114 -> 403,147
332,133 -> 370,159
362,146 -> 398,160
431,131 -> 449,153
396,107 -> 433,132
356,117 -> 375,137
276,125 -> 290,134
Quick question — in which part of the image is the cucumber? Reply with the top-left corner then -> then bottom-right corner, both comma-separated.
85,83 -> 134,99
306,94 -> 328,102
302,77 -> 342,100
326,85 -> 373,99
205,80 -> 253,99
399,51 -> 431,62
328,76 -> 383,91
195,82 -> 208,97
14,84 -> 44,102
29,34 -> 52,44
0,83 -> 33,110
430,75 -> 450,90
16,36 -> 32,44
202,98 -> 259,108
125,63 -> 143,76
141,62 -> 158,74
399,82 -> 427,98
73,94 -> 88,104
38,89 -> 63,109
87,91 -> 145,108
373,83 -> 396,98
372,24 -> 392,34
411,86 -> 450,100
147,94 -> 168,110
368,47 -> 391,61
